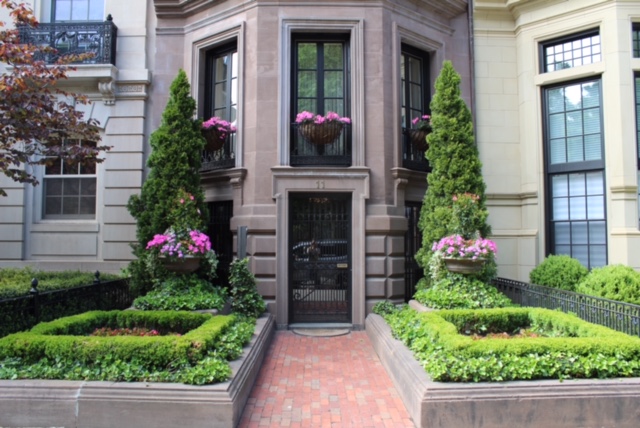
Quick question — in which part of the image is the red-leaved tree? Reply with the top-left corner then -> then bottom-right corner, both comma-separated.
0,0 -> 110,196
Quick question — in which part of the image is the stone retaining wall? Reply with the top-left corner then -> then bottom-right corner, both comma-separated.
0,313 -> 275,428
366,312 -> 640,428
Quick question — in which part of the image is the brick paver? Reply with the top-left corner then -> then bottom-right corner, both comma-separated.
238,330 -> 415,428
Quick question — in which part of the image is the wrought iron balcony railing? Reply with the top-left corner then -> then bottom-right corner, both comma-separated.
402,127 -> 430,172
290,123 -> 351,167
201,133 -> 236,171
18,15 -> 117,65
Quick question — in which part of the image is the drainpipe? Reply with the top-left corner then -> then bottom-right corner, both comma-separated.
468,0 -> 477,133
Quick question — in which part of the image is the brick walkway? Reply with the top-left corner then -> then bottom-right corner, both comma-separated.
238,330 -> 415,428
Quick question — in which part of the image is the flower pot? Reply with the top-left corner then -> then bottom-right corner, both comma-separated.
409,129 -> 428,151
202,127 -> 225,151
160,256 -> 201,274
443,257 -> 486,274
298,121 -> 344,146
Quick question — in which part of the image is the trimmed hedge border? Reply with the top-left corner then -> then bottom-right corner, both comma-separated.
0,313 -> 275,428
367,304 -> 640,428
0,310 -> 230,369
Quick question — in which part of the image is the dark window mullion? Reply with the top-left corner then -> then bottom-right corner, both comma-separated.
316,43 -> 325,115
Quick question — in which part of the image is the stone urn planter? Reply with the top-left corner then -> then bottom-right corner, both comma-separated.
443,257 -> 485,274
160,256 -> 201,274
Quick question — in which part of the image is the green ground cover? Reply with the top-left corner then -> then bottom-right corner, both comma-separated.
382,306 -> 640,382
0,267 -> 121,299
0,310 -> 255,384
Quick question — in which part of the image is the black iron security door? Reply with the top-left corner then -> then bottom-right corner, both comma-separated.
289,193 -> 351,323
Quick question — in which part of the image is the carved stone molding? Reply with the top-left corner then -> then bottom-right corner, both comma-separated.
98,80 -> 116,105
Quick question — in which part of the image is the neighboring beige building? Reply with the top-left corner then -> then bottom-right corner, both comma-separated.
4,0 -> 639,329
0,0 -> 151,273
473,0 -> 640,279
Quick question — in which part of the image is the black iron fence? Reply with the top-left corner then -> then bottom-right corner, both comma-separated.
493,277 -> 640,337
0,273 -> 133,338
201,134 -> 236,171
18,16 -> 118,65
290,123 -> 351,167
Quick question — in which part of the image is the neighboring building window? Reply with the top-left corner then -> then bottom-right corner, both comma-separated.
633,23 -> 640,58
204,43 -> 238,125
542,30 -> 600,72
544,79 -> 606,268
636,74 -> 640,227
53,0 -> 104,21
401,44 -> 430,130
43,140 -> 97,219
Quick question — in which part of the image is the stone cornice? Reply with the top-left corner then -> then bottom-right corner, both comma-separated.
154,0 -> 468,20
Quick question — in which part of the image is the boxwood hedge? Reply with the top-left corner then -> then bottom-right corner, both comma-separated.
0,310 -> 254,385
384,306 -> 640,382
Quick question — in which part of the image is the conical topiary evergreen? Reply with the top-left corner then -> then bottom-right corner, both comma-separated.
415,61 -> 491,270
126,69 -> 207,294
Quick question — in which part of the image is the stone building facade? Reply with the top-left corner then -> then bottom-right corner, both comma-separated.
4,0 -> 639,329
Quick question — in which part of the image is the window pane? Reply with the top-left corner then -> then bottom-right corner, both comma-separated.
298,44 -> 317,69
582,82 -> 600,108
71,0 -> 88,21
584,134 -> 601,161
45,197 -> 62,216
569,173 -> 585,196
55,0 -> 71,20
586,171 -> 603,195
555,222 -> 570,244
572,245 -> 589,266
298,71 -> 317,98
589,221 -> 606,244
571,222 -> 588,244
88,0 -> 104,20
567,136 -> 583,162
410,83 -> 423,111
589,246 -> 606,268
547,88 -> 565,113
587,195 -> 604,219
82,178 -> 97,195
79,196 -> 96,215
324,100 -> 344,116
324,71 -> 343,97
566,111 -> 582,136
408,57 -> 421,83
550,138 -> 567,164
555,245 -> 571,255
45,178 -> 63,196
553,198 -> 569,220
324,44 -> 343,69
215,56 -> 228,83
214,82 -> 227,108
570,197 -> 586,219
62,196 -> 79,215
64,178 -> 80,196
552,175 -> 568,197
549,114 -> 566,139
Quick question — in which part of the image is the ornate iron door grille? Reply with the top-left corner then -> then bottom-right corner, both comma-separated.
289,194 -> 351,323
404,202 -> 424,301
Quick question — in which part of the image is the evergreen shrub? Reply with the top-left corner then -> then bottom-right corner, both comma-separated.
576,264 -> 640,305
529,254 -> 588,292
133,276 -> 227,311
229,258 -> 266,318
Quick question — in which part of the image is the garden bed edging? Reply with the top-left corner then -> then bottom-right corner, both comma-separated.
366,311 -> 640,428
0,313 -> 275,428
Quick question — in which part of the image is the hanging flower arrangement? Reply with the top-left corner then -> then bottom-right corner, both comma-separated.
295,111 -> 351,145
202,116 -> 236,151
